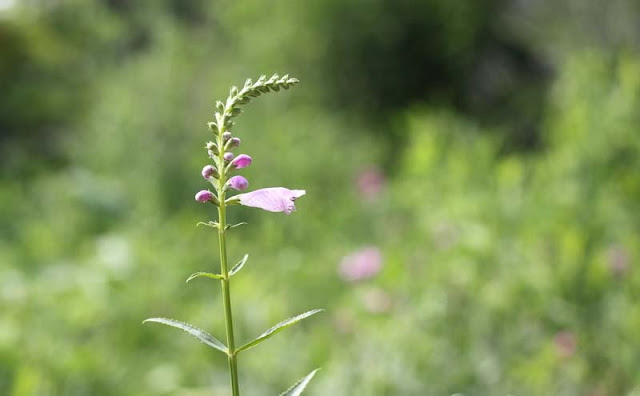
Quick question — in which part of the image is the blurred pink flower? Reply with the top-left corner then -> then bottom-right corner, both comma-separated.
338,246 -> 382,282
361,287 -> 392,313
236,187 -> 305,214
554,331 -> 577,359
356,167 -> 385,201
607,245 -> 630,278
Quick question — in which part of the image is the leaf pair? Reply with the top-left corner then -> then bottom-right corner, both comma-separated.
143,309 -> 323,357
185,254 -> 249,282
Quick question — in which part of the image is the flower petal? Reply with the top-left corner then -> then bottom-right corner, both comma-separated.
236,187 -> 306,214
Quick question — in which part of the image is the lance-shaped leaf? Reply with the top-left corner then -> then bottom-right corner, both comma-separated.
226,222 -> 248,230
143,318 -> 228,355
279,369 -> 320,396
229,254 -> 248,277
186,272 -> 224,283
196,221 -> 219,229
236,309 -> 324,354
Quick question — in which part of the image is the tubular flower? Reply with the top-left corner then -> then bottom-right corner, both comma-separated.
195,190 -> 215,203
235,187 -> 305,214
231,154 -> 252,169
228,175 -> 249,191
201,165 -> 218,179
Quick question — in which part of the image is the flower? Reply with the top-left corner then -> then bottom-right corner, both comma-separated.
201,165 -> 218,179
235,187 -> 305,214
228,175 -> 249,191
228,137 -> 241,147
223,152 -> 234,161
231,154 -> 252,169
338,246 -> 382,282
195,190 -> 215,203
356,166 -> 385,201
553,331 -> 577,359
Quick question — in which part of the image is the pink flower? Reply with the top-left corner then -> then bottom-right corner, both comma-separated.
356,167 -> 385,201
228,175 -> 249,191
231,154 -> 252,169
223,152 -> 234,161
201,165 -> 218,179
360,287 -> 392,313
554,331 -> 577,359
228,137 -> 241,147
195,190 -> 215,203
338,246 -> 382,282
235,187 -> 305,214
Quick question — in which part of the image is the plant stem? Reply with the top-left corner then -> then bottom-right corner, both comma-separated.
218,172 -> 240,395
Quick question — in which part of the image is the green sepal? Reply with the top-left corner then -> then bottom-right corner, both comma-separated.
186,272 -> 224,282
279,369 -> 320,396
143,317 -> 228,355
196,221 -> 219,229
236,309 -> 324,354
229,254 -> 248,277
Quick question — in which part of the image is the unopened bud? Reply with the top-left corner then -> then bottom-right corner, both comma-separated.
231,154 -> 252,169
201,165 -> 218,180
222,132 -> 232,142
223,152 -> 234,162
195,190 -> 215,203
227,175 -> 249,191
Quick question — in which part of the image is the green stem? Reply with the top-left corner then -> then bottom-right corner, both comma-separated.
218,171 -> 240,395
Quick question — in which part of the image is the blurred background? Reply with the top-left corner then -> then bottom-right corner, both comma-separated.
1,0 -> 640,395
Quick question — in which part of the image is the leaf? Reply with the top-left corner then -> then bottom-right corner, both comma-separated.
279,369 -> 320,396
226,222 -> 248,230
229,254 -> 248,277
186,272 -> 223,282
196,221 -> 219,229
236,309 -> 324,354
143,318 -> 228,355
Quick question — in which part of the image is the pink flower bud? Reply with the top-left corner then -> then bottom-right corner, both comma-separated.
195,190 -> 214,203
232,154 -> 252,169
229,137 -> 241,147
228,175 -> 249,191
223,152 -> 234,162
222,132 -> 232,141
201,165 -> 218,179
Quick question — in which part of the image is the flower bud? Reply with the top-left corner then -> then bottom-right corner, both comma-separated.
228,137 -> 241,148
223,152 -> 234,162
222,132 -> 232,142
201,165 -> 218,179
232,154 -> 252,169
195,190 -> 215,203
228,175 -> 249,191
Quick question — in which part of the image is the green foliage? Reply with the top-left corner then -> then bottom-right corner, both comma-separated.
2,1 -> 640,395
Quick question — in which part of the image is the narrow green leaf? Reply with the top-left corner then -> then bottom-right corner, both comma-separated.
196,221 -> 219,229
279,369 -> 320,396
186,272 -> 224,282
236,309 -> 324,354
143,318 -> 228,354
229,254 -> 248,277
226,222 -> 248,230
